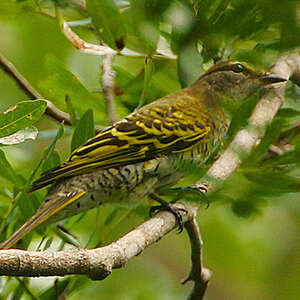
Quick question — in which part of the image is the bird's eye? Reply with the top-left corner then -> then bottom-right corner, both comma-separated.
232,63 -> 244,73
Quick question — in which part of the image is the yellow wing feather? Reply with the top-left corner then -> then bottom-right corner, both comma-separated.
30,99 -> 211,192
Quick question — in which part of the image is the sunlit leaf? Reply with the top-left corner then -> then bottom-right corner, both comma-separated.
71,109 -> 95,152
65,94 -> 78,126
41,150 -> 61,174
11,282 -> 24,300
127,0 -> 163,54
41,124 -> 64,173
0,149 -> 22,185
39,278 -> 72,300
86,0 -> 126,50
178,42 -> 203,87
244,169 -> 300,194
139,57 -> 155,107
0,100 -> 47,138
16,191 -> 41,221
38,54 -> 107,125
274,108 -> 300,131
41,236 -> 54,250
54,226 -> 82,247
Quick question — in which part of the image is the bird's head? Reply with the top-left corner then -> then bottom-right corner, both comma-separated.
195,61 -> 286,110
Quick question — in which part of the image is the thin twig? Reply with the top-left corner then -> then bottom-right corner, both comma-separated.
0,53 -> 72,126
62,21 -> 118,56
182,210 -> 212,300
61,21 -> 177,60
102,54 -> 117,124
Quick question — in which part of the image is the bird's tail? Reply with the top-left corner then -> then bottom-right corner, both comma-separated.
0,191 -> 86,249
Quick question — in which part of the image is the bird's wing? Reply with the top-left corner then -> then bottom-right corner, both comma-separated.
30,101 -> 211,191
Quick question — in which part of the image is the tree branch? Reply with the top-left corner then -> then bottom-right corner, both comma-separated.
102,54 -> 117,124
0,203 -> 191,278
0,53 -> 72,126
182,215 -> 212,300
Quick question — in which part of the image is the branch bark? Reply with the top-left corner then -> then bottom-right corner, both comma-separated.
182,216 -> 212,300
102,54 -> 117,124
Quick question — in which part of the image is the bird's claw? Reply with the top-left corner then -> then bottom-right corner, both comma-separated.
149,193 -> 185,233
149,205 -> 161,217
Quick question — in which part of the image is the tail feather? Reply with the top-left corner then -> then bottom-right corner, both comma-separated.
0,191 -> 86,249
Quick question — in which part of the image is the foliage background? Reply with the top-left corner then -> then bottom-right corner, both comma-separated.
0,0 -> 299,299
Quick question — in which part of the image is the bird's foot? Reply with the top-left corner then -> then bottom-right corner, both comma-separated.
149,193 -> 185,233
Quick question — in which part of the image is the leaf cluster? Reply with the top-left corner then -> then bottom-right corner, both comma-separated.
0,0 -> 299,298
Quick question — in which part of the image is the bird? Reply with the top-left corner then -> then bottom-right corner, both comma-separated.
0,61 -> 286,249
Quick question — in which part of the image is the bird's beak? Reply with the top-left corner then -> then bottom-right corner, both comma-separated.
259,74 -> 287,85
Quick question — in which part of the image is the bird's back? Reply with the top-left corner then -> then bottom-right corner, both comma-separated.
31,85 -> 222,192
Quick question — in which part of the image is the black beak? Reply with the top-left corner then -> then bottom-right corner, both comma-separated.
260,74 -> 287,84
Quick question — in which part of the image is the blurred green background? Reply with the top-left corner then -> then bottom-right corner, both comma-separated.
0,0 -> 299,299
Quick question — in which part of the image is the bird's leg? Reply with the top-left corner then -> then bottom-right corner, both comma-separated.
149,193 -> 186,233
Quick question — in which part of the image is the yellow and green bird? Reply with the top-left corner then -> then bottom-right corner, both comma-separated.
0,61 -> 285,249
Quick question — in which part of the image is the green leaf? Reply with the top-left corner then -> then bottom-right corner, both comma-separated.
27,124 -> 64,185
178,42 -> 203,87
170,2 -> 208,56
86,0 -> 126,50
259,0 -> 300,50
41,124 -> 64,173
114,59 -> 179,110
208,0 -> 232,24
41,150 -> 61,174
127,0 -> 162,54
54,226 -> 82,247
12,283 -> 24,300
139,57 -> 155,107
244,169 -> 300,194
65,95 -> 78,126
42,236 -> 54,250
38,54 -> 107,125
39,278 -> 71,300
17,191 -> 41,221
263,150 -> 298,168
71,109 -> 95,152
0,100 -> 47,138
0,149 -> 22,185
39,277 -> 89,300
274,108 -> 300,131
231,198 -> 262,218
